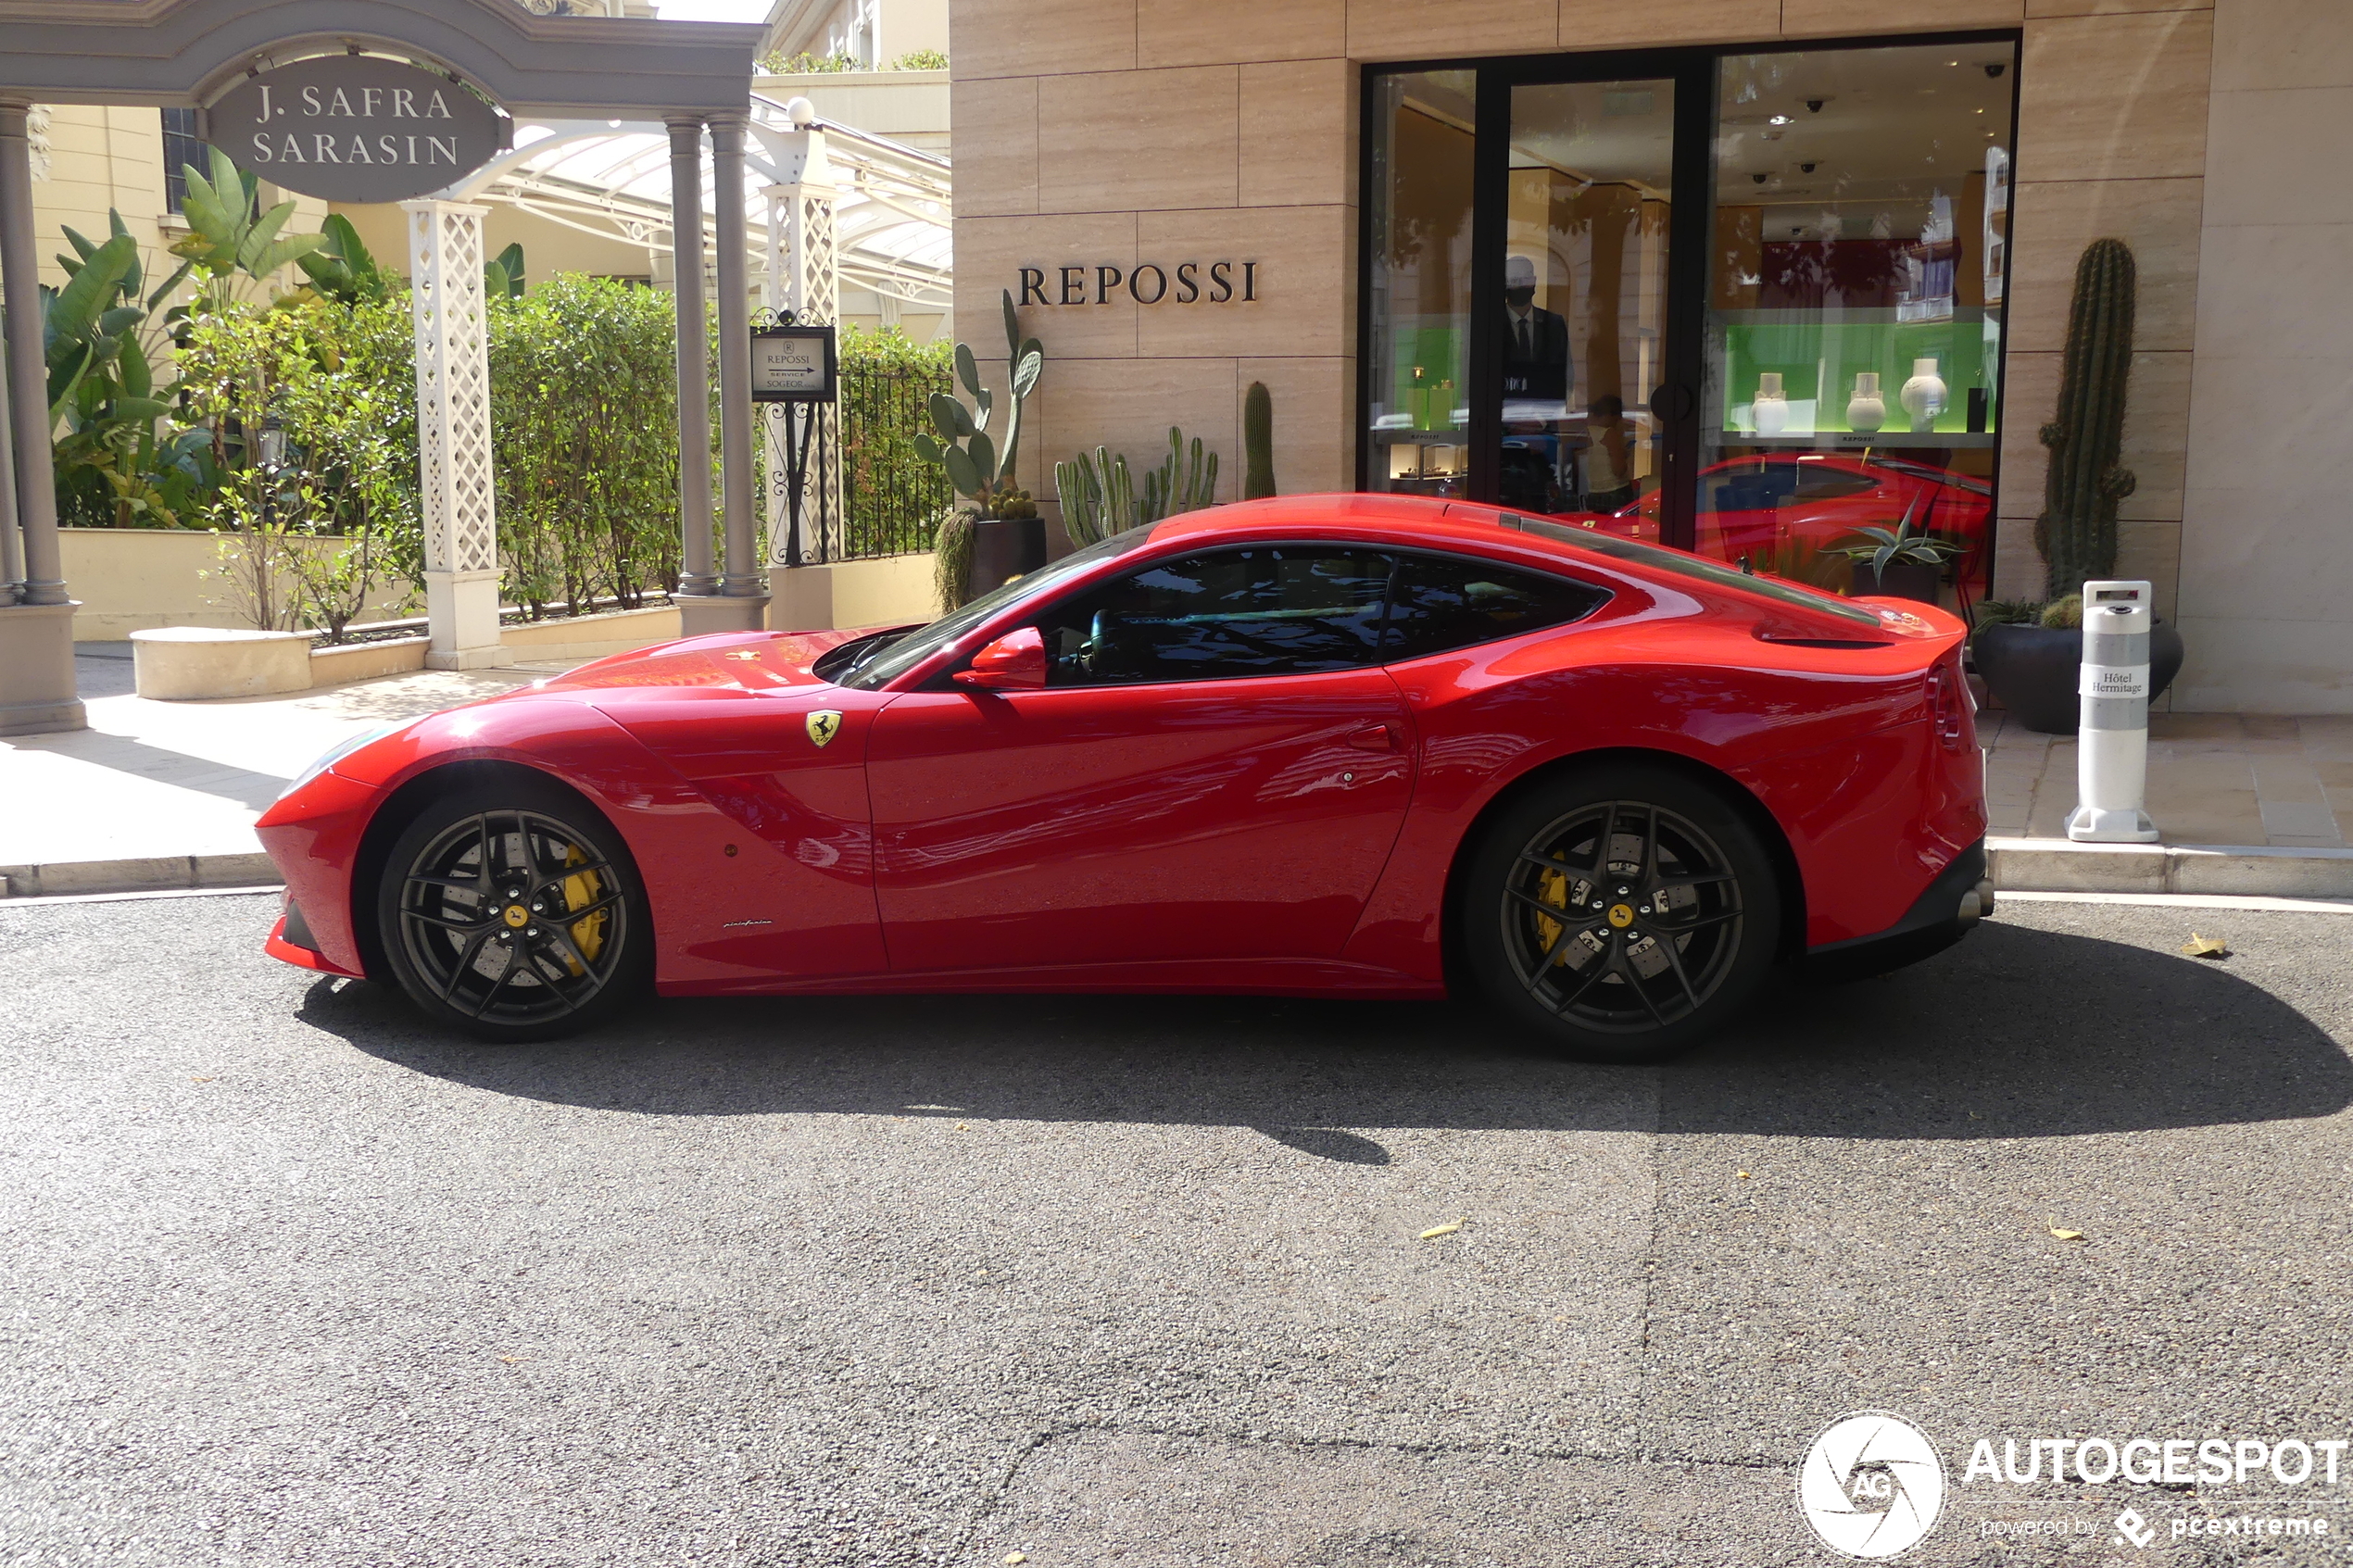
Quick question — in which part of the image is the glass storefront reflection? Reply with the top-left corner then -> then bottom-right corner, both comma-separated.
1365,70 -> 1476,498
1499,79 -> 1675,521
1696,43 -> 2016,607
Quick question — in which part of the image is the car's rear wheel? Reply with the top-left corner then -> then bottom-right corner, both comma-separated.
1461,764 -> 1780,1063
375,775 -> 650,1043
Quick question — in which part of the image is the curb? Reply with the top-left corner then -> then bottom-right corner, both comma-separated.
0,853 -> 281,900
1989,837 -> 2353,899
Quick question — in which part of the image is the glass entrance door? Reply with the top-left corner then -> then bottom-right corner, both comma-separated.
1492,78 -> 1679,528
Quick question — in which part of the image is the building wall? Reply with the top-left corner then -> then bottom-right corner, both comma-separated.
948,0 -> 2305,704
762,0 -> 950,67
2172,0 -> 2353,713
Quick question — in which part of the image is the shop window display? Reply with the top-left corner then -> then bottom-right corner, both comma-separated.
1360,37 -> 2019,609
1692,43 -> 2016,604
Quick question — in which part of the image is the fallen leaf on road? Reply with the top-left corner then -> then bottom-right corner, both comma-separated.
2045,1217 -> 2084,1241
1005,1555 -> 1028,1565
1417,1218 -> 1466,1240
499,1356 -> 525,1364
189,1076 -> 216,1084
954,1123 -> 970,1131
1736,1171 -> 1751,1180
2181,932 -> 2231,959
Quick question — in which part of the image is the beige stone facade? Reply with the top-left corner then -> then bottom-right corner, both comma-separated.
952,0 -> 2353,715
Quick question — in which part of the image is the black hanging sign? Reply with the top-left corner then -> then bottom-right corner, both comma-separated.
750,323 -> 838,403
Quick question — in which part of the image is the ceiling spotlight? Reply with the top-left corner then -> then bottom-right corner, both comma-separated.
1752,171 -> 1770,184
1768,113 -> 1794,125
1983,61 -> 2007,79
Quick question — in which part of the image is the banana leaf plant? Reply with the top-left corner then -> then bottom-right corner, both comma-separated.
484,242 -> 526,299
169,145 -> 327,307
293,214 -> 396,305
911,290 -> 1042,519
44,212 -> 211,526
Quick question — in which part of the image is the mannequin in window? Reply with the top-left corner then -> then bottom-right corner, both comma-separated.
1502,255 -> 1570,403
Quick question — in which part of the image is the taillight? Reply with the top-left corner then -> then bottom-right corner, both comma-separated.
1927,655 -> 1969,750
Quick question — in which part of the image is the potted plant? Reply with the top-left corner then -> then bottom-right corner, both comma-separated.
1976,236 -> 2187,732
1833,497 -> 1958,603
1972,595 -> 2185,734
914,290 -> 1045,608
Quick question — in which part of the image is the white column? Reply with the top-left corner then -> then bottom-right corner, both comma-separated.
761,118 -> 842,570
666,116 -> 721,608
401,199 -> 503,671
709,112 -> 766,626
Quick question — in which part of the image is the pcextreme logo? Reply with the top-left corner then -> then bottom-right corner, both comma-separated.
1798,1411 -> 1947,1559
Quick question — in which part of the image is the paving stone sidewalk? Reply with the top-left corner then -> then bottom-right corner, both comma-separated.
0,645 -> 573,897
6,645 -> 2351,899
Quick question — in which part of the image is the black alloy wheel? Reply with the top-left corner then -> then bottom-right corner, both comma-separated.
376,777 -> 649,1042
1463,764 -> 1780,1062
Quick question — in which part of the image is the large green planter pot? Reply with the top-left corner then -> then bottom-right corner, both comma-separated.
968,517 -> 1047,597
1974,619 -> 2185,734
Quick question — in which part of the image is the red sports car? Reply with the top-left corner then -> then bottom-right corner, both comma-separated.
257,495 -> 1992,1061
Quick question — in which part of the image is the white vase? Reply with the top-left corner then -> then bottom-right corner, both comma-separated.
1847,371 -> 1886,434
1753,371 -> 1788,435
1900,357 -> 1947,433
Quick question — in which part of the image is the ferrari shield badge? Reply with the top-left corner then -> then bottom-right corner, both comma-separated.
805,709 -> 844,748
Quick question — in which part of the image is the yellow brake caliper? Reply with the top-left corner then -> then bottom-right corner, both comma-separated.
560,843 -> 607,972
1535,867 -> 1572,964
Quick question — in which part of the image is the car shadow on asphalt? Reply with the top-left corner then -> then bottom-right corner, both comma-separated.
297,919 -> 2350,1147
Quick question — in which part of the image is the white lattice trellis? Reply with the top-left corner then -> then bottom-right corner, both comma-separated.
763,131 -> 843,567
403,199 -> 503,666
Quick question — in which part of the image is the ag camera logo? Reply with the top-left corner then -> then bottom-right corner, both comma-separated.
1798,1411 -> 1947,1558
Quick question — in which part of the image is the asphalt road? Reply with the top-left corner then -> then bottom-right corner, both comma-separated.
3,893 -> 2350,1567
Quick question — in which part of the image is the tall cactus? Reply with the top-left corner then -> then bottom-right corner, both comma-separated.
2034,238 -> 2138,600
1143,426 -> 1218,521
1242,381 -> 1276,499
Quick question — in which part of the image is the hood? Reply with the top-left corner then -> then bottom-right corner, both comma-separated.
526,626 -> 879,696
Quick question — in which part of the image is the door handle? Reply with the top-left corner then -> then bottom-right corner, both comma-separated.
1347,722 -> 1403,753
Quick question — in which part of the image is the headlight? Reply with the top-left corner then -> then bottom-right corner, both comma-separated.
278,722 -> 402,800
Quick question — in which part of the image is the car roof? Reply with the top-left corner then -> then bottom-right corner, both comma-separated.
1140,493 -> 1928,636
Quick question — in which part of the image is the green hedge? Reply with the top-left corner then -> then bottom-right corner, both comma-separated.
104,280 -> 955,628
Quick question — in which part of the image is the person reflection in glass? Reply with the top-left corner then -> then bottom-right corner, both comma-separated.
1502,255 -> 1570,402
1582,394 -> 1637,512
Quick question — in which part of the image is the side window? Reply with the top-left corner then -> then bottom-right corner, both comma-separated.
1035,547 -> 1395,686
1384,554 -> 1609,661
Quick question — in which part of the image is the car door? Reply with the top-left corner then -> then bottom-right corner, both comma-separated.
865,545 -> 1416,974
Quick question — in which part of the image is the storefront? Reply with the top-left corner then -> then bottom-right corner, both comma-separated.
1361,37 -> 2017,611
950,1 -> 2350,715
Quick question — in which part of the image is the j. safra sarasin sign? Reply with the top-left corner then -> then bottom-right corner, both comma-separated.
206,56 -> 505,204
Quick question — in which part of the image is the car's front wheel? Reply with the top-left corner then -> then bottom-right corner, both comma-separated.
375,774 -> 650,1043
1461,764 -> 1780,1063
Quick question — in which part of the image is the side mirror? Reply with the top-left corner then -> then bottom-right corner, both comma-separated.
952,625 -> 1047,690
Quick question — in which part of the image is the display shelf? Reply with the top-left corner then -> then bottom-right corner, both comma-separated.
1719,432 -> 1998,451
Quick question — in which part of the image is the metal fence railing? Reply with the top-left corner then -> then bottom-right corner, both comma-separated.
837,359 -> 953,561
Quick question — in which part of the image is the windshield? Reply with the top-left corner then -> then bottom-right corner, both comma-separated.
835,525 -> 1159,690
1502,514 -> 1885,629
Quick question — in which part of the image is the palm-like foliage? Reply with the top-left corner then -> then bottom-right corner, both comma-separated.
169,145 -> 326,306
44,213 -> 206,525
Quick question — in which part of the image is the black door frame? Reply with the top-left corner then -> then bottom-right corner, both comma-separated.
1356,29 -> 2023,559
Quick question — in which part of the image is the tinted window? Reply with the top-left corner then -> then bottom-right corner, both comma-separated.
1036,547 -> 1393,686
1384,555 -> 1609,660
1504,513 -> 1886,628
837,526 -> 1158,690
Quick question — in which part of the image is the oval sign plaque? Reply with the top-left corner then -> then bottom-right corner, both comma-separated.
208,56 -> 503,205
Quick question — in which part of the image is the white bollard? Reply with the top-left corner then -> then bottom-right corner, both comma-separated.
2066,579 -> 2160,843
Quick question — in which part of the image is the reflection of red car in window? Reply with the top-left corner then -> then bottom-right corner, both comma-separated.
1555,455 -> 1993,584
